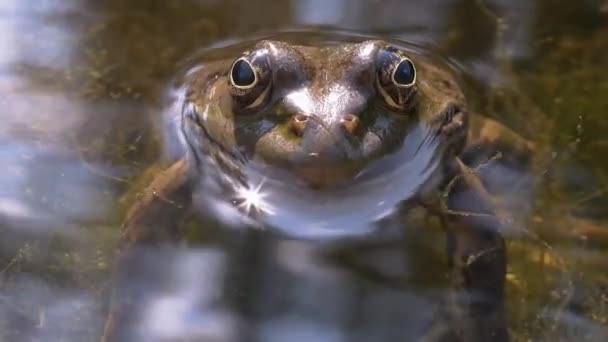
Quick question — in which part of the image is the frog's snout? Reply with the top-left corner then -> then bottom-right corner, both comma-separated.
289,114 -> 361,137
288,112 -> 362,162
288,113 -> 360,137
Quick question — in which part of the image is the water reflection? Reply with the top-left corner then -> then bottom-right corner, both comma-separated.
0,2 -> 123,341
138,249 -> 239,341
0,0 -> 606,341
114,228 -> 450,341
0,0 -> 115,231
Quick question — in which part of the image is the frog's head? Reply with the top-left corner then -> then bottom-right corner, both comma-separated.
184,40 -> 466,188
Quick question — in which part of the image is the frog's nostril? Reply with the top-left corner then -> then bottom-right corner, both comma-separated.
290,114 -> 309,136
340,114 -> 360,135
295,114 -> 308,123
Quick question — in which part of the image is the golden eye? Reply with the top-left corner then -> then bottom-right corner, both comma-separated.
392,58 -> 416,87
375,46 -> 418,111
230,58 -> 256,88
228,51 -> 272,111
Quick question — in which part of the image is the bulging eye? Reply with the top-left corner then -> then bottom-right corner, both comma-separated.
228,51 -> 272,112
230,58 -> 256,88
375,46 -> 418,111
392,59 -> 415,87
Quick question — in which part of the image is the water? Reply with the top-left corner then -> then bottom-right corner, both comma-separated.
0,0 -> 607,341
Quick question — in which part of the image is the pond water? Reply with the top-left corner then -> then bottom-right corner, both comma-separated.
0,1 -> 607,341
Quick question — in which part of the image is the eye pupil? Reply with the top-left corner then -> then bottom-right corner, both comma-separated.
231,59 -> 255,87
394,59 -> 415,86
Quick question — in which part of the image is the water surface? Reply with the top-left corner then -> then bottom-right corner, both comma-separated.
1,1 -> 607,341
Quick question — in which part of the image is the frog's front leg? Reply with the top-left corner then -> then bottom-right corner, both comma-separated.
446,155 -> 513,341
119,159 -> 193,245
441,211 -> 508,342
423,162 -> 510,342
102,159 -> 193,342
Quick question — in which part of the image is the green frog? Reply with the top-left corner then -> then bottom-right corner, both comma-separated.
102,39 -> 534,341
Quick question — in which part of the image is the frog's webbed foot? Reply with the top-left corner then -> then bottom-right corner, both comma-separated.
102,159 -> 193,342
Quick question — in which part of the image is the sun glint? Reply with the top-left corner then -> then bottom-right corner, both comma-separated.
235,179 -> 275,216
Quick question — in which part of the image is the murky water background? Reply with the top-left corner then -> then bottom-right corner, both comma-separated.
0,0 -> 607,341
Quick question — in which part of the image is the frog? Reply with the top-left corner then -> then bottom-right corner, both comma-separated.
102,39 -> 535,342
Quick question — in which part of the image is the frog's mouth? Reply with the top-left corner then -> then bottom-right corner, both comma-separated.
291,162 -> 363,189
251,126 -> 390,189
254,156 -> 370,190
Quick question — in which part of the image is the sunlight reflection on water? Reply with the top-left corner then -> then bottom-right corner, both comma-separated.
0,1 -> 606,341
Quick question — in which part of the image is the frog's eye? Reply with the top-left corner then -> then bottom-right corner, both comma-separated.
375,47 -> 417,111
392,59 -> 416,87
228,52 -> 272,112
230,59 -> 256,88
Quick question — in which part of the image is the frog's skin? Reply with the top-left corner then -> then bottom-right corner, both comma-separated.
102,40 -> 534,342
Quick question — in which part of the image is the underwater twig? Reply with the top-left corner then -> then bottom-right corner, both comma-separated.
440,152 -> 505,220
475,0 -> 501,22
70,134 -> 130,184
0,244 -> 30,278
464,246 -> 502,267
147,187 -> 183,209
